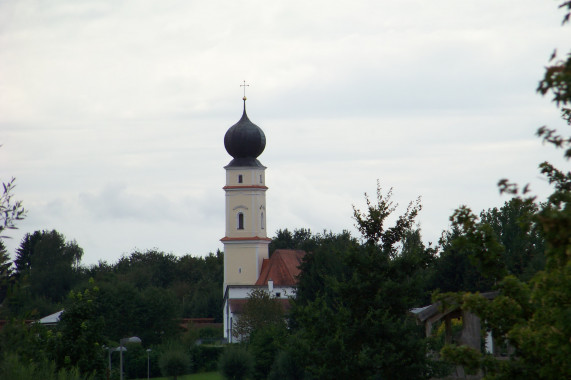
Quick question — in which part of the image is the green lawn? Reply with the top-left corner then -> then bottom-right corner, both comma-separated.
134,371 -> 223,380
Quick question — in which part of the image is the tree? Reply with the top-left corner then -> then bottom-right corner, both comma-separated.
479,198 -> 545,281
290,230 -> 358,309
269,228 -> 317,254
431,198 -> 545,294
0,240 -> 14,304
29,231 -> 83,302
249,323 -> 288,380
96,281 -> 178,345
54,280 -> 106,378
440,3 -> 571,378
232,288 -> 285,341
0,177 -> 26,239
159,346 -> 191,380
14,230 -> 42,279
218,346 -> 254,380
352,180 -> 421,252
289,183 -> 441,379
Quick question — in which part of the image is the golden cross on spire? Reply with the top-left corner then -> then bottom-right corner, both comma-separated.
240,80 -> 249,100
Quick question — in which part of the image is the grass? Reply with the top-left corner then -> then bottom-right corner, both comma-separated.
134,371 -> 223,380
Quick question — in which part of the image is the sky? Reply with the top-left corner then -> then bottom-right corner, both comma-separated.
1,0 -> 569,265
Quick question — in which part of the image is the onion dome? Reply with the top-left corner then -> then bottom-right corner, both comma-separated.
224,98 -> 266,167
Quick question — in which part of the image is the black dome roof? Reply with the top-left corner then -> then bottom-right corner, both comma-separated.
224,102 -> 266,167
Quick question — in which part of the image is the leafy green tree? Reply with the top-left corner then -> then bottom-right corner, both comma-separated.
114,249 -> 179,289
432,198 -> 545,293
269,228 -> 317,254
0,240 -> 14,304
139,286 -> 179,344
14,230 -> 83,302
432,224 -> 491,292
14,230 -> 42,279
96,281 -> 178,345
233,288 -> 285,340
30,231 -> 83,302
158,346 -> 191,380
480,198 -> 545,281
55,281 -> 106,378
248,323 -> 288,380
218,346 -> 254,380
0,353 -> 94,380
268,344 -> 308,380
290,183 -> 441,379
352,180 -> 421,252
440,3 -> 571,378
289,230 -> 358,310
0,177 -> 26,239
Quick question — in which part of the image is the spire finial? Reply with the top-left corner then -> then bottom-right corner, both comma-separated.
240,80 -> 249,101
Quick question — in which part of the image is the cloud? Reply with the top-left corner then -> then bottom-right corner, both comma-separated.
1,0 -> 569,265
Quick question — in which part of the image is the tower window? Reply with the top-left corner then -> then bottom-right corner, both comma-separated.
238,174 -> 243,183
260,174 -> 262,183
261,212 -> 265,229
237,212 -> 244,230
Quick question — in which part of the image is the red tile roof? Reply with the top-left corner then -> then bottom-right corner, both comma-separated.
255,249 -> 306,286
229,298 -> 292,314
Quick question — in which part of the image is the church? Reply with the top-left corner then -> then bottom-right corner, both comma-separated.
221,95 -> 305,342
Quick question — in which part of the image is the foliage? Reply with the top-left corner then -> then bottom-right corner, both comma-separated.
267,348 -> 306,380
353,180 -> 421,253
218,346 -> 254,380
159,346 -> 192,380
96,281 -> 179,345
0,318 -> 53,365
0,240 -> 14,304
433,198 -> 545,294
269,228 -> 357,255
189,345 -> 224,373
289,183 -> 441,379
13,230 -> 83,303
248,323 -> 288,380
232,289 -> 285,341
0,353 -> 94,380
441,3 -> 571,378
480,198 -> 545,281
14,230 -> 42,279
0,177 -> 26,239
55,280 -> 106,378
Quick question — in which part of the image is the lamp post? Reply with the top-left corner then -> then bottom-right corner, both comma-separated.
146,349 -> 152,380
102,346 -> 110,380
119,336 -> 141,380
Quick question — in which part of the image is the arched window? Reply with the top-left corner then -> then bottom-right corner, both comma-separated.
238,174 -> 243,183
237,212 -> 244,230
261,212 -> 265,229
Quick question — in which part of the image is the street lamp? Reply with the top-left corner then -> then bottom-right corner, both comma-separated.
146,349 -> 152,380
103,345 -> 127,380
119,336 -> 141,380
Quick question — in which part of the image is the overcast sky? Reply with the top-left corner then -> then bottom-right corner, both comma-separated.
1,0 -> 569,265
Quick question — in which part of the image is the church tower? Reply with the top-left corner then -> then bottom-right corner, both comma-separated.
222,95 -> 270,293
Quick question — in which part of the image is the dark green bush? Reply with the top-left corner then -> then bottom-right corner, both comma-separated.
159,348 -> 191,380
190,345 -> 223,372
218,345 -> 254,380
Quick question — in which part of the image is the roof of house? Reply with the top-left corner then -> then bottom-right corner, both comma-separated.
229,298 -> 293,314
38,310 -> 63,325
410,291 -> 499,323
255,249 -> 306,286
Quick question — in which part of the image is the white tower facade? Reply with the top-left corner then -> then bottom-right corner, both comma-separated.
222,98 -> 270,340
222,165 -> 269,288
